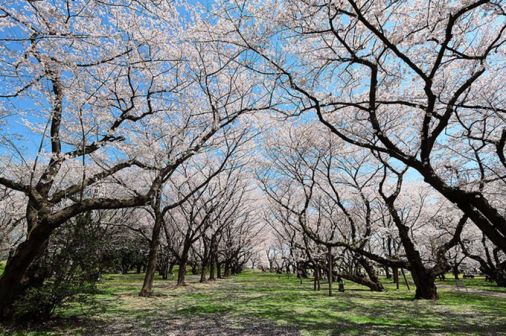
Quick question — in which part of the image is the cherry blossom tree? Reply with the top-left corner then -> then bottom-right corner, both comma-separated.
460,226 -> 506,285
260,122 -> 470,298
0,187 -> 25,257
139,140 -> 248,294
0,0 -> 270,318
214,0 -> 506,253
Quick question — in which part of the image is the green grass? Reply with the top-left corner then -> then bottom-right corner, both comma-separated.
438,275 -> 506,293
1,271 -> 506,335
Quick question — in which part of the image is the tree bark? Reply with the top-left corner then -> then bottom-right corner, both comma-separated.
200,259 -> 208,283
496,269 -> 506,287
413,273 -> 438,300
139,205 -> 163,297
452,265 -> 460,280
177,248 -> 191,286
0,220 -> 53,320
384,266 -> 391,279
177,260 -> 187,286
208,254 -> 216,281
191,261 -> 199,275
381,175 -> 439,299
313,264 -> 321,291
358,257 -> 384,291
337,273 -> 382,291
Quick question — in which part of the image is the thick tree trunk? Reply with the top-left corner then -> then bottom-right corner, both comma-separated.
358,257 -> 384,291
337,273 -> 382,291
139,210 -> 163,297
413,272 -> 438,300
419,169 -> 506,254
496,269 -> 506,287
0,221 -> 53,320
387,199 -> 439,299
484,265 -> 506,287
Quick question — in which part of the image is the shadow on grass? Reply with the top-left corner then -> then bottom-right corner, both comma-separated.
3,271 -> 506,335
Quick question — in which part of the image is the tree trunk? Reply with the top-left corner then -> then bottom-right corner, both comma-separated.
420,171 -> 506,254
177,248 -> 190,286
177,259 -> 187,286
217,261 -> 222,279
208,255 -> 216,281
160,255 -> 169,280
385,266 -> 391,279
313,265 -> 321,291
382,178 -> 440,299
413,272 -> 438,300
139,210 -> 163,297
494,267 -> 506,287
191,262 -> 199,275
200,260 -> 207,283
161,264 -> 168,280
452,265 -> 460,280
337,273 -> 382,291
359,257 -> 384,292
0,221 -> 53,320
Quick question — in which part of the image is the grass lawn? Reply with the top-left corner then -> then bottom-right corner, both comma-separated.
1,270 -> 506,335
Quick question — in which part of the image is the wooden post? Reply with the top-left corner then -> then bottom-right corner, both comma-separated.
393,267 -> 400,290
327,246 -> 333,297
400,268 -> 410,290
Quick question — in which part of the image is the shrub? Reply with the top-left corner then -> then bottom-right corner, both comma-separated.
12,212 -> 104,321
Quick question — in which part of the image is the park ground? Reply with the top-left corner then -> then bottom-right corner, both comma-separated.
1,264 -> 506,335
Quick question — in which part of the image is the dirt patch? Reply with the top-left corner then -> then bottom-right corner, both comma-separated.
0,314 -> 300,336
